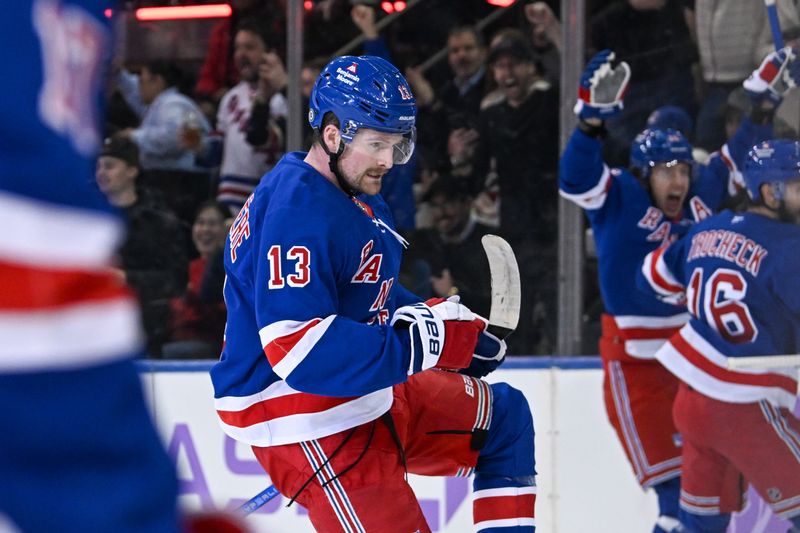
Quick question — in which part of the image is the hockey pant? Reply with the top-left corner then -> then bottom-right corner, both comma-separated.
252,370 -> 536,532
674,383 -> 800,532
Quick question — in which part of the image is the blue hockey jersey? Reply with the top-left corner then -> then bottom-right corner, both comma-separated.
0,0 -> 140,372
211,152 -> 421,446
558,119 -> 769,358
639,210 -> 800,409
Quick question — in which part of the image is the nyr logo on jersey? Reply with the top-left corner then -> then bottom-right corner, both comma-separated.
638,207 -> 672,245
352,240 -> 382,283
34,0 -> 108,155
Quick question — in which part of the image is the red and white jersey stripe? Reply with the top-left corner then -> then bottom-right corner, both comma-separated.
558,164 -> 612,210
215,317 -> 394,446
656,323 -> 798,410
613,313 -> 690,359
0,193 -> 141,372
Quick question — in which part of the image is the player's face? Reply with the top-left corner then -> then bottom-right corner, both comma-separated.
650,162 -> 691,218
778,178 -> 800,224
234,30 -> 266,83
492,56 -> 536,107
192,206 -> 228,257
338,130 -> 402,195
95,156 -> 137,198
447,31 -> 484,80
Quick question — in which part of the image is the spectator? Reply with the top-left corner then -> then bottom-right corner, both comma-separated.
522,1 -> 562,86
404,24 -> 490,172
163,201 -> 229,359
95,136 -> 189,357
194,0 -> 286,102
468,30 -> 560,354
215,19 -> 288,215
690,0 -> 772,152
116,60 -> 211,173
412,175 -> 493,318
589,0 -> 697,167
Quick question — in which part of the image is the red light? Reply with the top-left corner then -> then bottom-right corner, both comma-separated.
135,4 -> 233,21
393,1 -> 406,11
381,1 -> 394,13
486,0 -> 516,6
104,8 -> 112,18
303,0 -> 313,10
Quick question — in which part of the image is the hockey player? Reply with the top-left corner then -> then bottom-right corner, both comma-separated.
211,55 -> 537,532
0,1 -> 180,531
638,139 -> 800,532
558,48 -> 799,533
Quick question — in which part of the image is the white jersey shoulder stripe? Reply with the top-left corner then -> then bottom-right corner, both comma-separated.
559,164 -> 612,210
0,298 -> 141,372
0,191 -> 123,268
261,316 -> 336,378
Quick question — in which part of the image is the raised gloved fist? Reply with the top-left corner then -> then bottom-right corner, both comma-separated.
573,49 -> 631,121
744,47 -> 800,105
391,296 -> 485,375
460,318 -> 507,378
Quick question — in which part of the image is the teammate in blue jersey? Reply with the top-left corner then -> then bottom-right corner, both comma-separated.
0,1 -> 180,531
559,48 -> 800,533
638,139 -> 800,532
211,55 -> 538,532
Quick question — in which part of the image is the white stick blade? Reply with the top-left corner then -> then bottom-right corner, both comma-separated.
481,234 -> 521,331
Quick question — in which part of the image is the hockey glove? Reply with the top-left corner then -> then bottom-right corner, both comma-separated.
744,47 -> 800,105
573,49 -> 631,121
460,320 -> 507,378
391,296 -> 484,375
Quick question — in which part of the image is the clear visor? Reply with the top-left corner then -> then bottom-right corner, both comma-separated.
345,127 -> 416,165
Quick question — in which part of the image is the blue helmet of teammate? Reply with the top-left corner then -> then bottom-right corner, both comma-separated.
629,128 -> 693,179
308,55 -> 416,163
743,139 -> 800,201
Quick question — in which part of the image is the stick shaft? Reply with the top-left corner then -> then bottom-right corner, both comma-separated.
765,0 -> 785,50
238,484 -> 280,515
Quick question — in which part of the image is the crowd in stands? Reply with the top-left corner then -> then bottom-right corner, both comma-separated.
105,0 -> 800,357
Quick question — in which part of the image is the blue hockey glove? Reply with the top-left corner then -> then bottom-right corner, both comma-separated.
573,49 -> 631,121
744,47 -> 800,105
391,296 -> 484,375
460,321 -> 507,378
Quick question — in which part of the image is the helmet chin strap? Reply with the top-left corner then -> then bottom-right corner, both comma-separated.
321,137 -> 359,197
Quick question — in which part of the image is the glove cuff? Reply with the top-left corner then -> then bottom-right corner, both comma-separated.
435,319 -> 483,370
577,119 -> 608,139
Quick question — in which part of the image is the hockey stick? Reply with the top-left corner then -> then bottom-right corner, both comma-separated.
237,483 -> 280,516
765,0 -> 785,50
481,234 -> 522,339
239,236 -> 520,516
726,354 -> 800,369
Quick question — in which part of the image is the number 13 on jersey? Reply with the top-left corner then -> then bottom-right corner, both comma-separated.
267,245 -> 311,288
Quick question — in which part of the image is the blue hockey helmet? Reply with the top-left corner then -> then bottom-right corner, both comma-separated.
743,139 -> 800,201
629,128 -> 694,179
308,55 -> 416,164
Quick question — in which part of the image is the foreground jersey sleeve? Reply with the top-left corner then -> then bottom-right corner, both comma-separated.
254,205 -> 413,397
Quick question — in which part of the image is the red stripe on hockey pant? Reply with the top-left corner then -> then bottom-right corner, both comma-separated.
436,319 -> 484,370
264,318 -> 322,366
473,493 -> 536,523
0,261 -> 132,310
